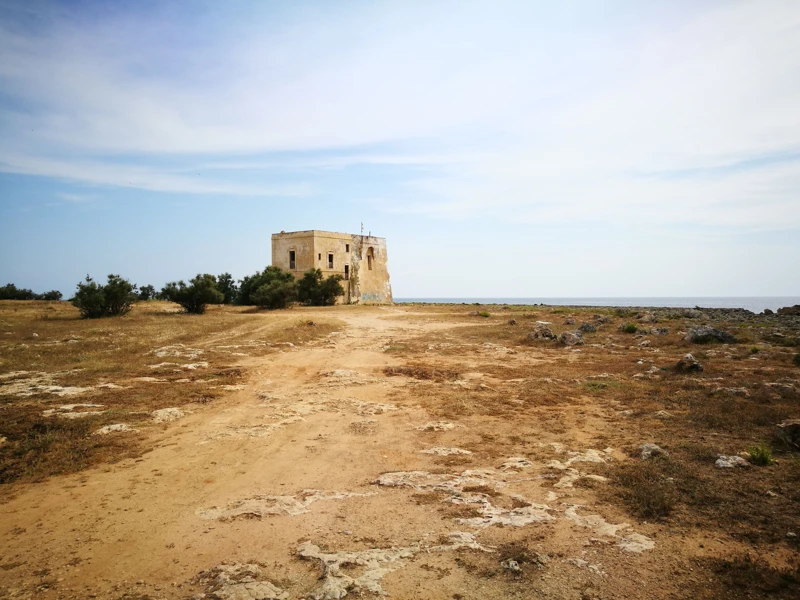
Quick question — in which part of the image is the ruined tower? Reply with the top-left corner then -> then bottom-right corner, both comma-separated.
271,230 -> 393,305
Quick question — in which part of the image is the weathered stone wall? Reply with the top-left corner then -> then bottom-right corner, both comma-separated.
350,234 -> 392,305
270,230 -> 392,305
271,231 -> 316,275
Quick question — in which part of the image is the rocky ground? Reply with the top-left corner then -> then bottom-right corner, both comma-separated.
0,301 -> 798,599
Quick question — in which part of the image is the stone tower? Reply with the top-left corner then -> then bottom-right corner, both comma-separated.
271,230 -> 393,305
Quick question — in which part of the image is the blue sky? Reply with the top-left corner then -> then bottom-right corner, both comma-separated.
1,0 -> 799,297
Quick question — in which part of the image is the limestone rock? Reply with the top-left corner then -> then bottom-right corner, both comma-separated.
715,455 -> 749,468
528,324 -> 556,341
558,331 -> 584,346
578,322 -> 597,334
94,423 -> 136,435
675,353 -> 703,372
685,326 -> 737,344
507,319 -> 517,325
777,305 -> 800,316
639,443 -> 668,460
776,419 -> 800,449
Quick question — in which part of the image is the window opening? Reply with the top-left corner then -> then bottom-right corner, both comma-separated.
346,244 -> 350,252
318,253 -> 321,260
344,265 -> 349,280
367,247 -> 374,270
289,250 -> 296,270
328,253 -> 334,269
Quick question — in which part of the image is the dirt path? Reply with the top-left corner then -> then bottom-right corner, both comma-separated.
2,307 -> 696,599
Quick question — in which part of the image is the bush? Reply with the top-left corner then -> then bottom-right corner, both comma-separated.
160,274 -> 224,314
71,275 -> 137,319
40,290 -> 63,301
794,353 -> 800,367
252,279 -> 297,310
137,285 -> 156,301
237,266 -> 295,306
478,311 -> 490,318
0,283 -> 38,300
747,442 -> 772,466
620,323 -> 638,334
297,269 -> 344,306
216,273 -> 238,304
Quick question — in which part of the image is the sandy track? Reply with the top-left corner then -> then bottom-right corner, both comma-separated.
1,307 -> 691,599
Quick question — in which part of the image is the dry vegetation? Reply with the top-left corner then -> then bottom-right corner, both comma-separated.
1,300 -> 799,599
0,300 -> 341,483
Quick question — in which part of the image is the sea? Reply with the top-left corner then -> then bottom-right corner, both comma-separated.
394,297 -> 800,314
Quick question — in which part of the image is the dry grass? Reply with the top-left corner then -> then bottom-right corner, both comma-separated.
0,300 -> 343,483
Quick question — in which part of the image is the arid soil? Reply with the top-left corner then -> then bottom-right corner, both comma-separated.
1,302 -> 799,599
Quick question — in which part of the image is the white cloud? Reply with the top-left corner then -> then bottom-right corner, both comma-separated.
0,0 -> 798,233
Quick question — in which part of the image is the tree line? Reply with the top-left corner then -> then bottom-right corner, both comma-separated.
55,267 -> 344,318
0,283 -> 63,301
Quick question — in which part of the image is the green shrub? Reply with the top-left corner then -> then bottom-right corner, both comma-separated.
160,274 -> 224,314
71,275 -> 136,319
216,272 -> 238,304
0,283 -> 62,301
237,266 -> 295,305
620,323 -> 638,334
252,279 -> 297,310
747,442 -> 772,466
297,269 -> 344,306
794,353 -> 800,367
478,311 -> 490,318
137,285 -> 156,301
750,346 -> 760,354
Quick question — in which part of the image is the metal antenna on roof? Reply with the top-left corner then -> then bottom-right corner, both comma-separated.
360,222 -> 364,237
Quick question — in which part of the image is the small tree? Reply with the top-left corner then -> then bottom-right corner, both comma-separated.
252,279 -> 297,310
41,290 -> 63,301
0,283 -> 37,300
297,269 -> 344,306
161,274 -> 224,314
137,285 -> 156,301
216,273 -> 238,304
71,274 -> 137,318
237,266 -> 296,306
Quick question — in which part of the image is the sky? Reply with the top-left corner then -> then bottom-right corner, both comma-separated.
0,0 -> 799,298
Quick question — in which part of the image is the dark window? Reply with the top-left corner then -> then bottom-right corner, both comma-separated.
318,253 -> 321,260
346,244 -> 350,252
328,253 -> 334,269
344,265 -> 349,280
367,247 -> 374,270
289,250 -> 296,270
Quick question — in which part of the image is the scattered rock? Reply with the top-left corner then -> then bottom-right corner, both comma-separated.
94,423 -> 136,435
639,443 -> 668,460
638,340 -> 651,347
675,353 -> 703,372
558,331 -> 584,346
501,559 -> 521,573
776,419 -> 800,449
152,407 -> 185,423
500,457 -> 533,470
654,410 -> 673,419
563,318 -> 575,325
777,305 -> 800,316
197,490 -> 375,520
527,324 -> 556,341
577,322 -> 596,334
419,447 -> 472,456
194,563 -> 288,600
653,327 -> 669,336
685,326 -> 737,344
507,319 -> 517,325
763,308 -> 774,316
415,421 -> 461,432
715,455 -> 749,468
